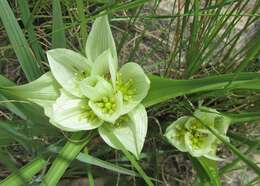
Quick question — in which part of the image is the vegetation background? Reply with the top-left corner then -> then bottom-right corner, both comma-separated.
0,0 -> 259,185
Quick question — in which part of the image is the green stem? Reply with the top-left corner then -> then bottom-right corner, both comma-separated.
40,132 -> 88,186
102,125 -> 154,186
0,157 -> 46,186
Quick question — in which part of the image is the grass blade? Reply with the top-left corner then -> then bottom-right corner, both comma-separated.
52,0 -> 66,48
76,0 -> 88,51
0,157 -> 46,186
0,0 -> 43,81
143,73 -> 260,107
17,0 -> 46,62
40,132 -> 88,186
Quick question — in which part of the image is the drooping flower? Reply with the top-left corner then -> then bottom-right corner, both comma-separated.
3,15 -> 150,158
164,107 -> 231,160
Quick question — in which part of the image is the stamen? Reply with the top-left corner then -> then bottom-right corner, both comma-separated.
80,103 -> 99,122
95,96 -> 117,114
116,73 -> 136,102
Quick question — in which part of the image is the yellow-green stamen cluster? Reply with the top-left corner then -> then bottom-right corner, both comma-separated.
116,73 -> 136,101
96,96 -> 116,114
80,104 -> 99,122
173,125 -> 187,141
188,120 -> 208,149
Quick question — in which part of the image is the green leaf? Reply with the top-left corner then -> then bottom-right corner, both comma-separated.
40,132 -> 88,186
52,0 -> 66,48
0,157 -> 46,186
143,73 -> 260,107
0,0 -> 43,81
191,157 -> 221,186
86,15 -> 117,62
17,0 -> 46,62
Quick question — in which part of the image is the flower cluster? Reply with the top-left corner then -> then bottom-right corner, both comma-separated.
164,107 -> 231,160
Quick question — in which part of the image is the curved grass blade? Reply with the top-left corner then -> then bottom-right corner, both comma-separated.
0,0 -> 43,81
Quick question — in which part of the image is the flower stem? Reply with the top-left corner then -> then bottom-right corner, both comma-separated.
40,131 -> 89,186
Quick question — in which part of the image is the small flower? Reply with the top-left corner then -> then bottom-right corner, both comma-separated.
165,107 -> 231,160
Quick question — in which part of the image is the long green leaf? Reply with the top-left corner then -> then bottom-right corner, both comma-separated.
0,157 -> 46,186
40,132 -> 88,186
0,0 -> 43,81
52,0 -> 66,48
143,73 -> 260,107
17,0 -> 46,62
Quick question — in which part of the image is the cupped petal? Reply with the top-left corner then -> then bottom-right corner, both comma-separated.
89,92 -> 123,123
80,76 -> 114,101
164,116 -> 189,152
86,15 -> 117,62
51,90 -> 103,131
118,63 -> 150,114
204,146 -> 225,161
214,115 -> 231,136
91,50 -> 117,87
47,49 -> 92,97
98,104 -> 148,159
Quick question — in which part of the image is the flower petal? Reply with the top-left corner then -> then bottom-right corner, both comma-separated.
51,90 -> 103,131
91,50 -> 117,87
89,92 -> 123,123
118,63 -> 150,114
98,104 -> 148,158
86,15 -> 117,62
47,49 -> 92,97
164,116 -> 189,152
80,76 -> 113,100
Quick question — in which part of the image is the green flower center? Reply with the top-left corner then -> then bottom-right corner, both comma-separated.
173,125 -> 187,141
116,73 -> 136,102
190,131 -> 208,149
96,96 -> 116,114
75,69 -> 90,80
188,120 -> 208,149
80,104 -> 99,122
